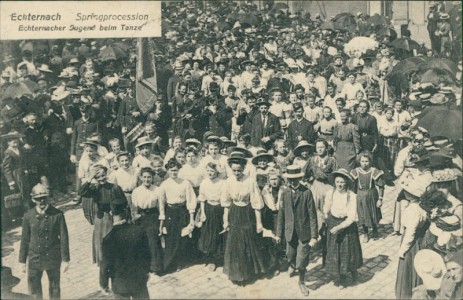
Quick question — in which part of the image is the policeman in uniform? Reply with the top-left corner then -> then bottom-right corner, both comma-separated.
18,184 -> 70,299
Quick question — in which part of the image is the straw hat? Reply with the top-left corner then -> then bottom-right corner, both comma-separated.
251,149 -> 274,165
332,168 -> 353,181
227,146 -> 253,158
51,86 -> 70,101
0,131 -> 25,141
227,151 -> 247,165
293,140 -> 314,157
37,64 -> 53,73
185,138 -> 201,148
135,136 -> 154,148
414,249 -> 446,290
284,165 -> 305,179
430,93 -> 448,105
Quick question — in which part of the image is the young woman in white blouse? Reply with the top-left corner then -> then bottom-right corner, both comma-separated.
197,162 -> 225,271
158,158 -> 197,273
131,167 -> 163,274
221,152 -> 269,285
178,146 -> 204,196
323,169 -> 363,287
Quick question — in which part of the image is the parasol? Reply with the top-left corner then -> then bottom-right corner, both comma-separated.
387,56 -> 427,94
418,58 -> 459,75
344,37 -> 377,57
419,68 -> 456,86
377,27 -> 397,40
390,38 -> 421,52
320,22 -> 337,31
332,13 -> 357,33
1,81 -> 35,100
416,108 -> 462,141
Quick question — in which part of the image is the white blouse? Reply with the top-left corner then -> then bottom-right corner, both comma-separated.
178,162 -> 204,188
158,177 -> 197,213
378,118 -> 399,137
132,185 -> 160,212
197,177 -> 223,206
323,189 -> 358,224
398,203 -> 428,257
200,154 -> 228,179
221,174 -> 264,209
108,167 -> 139,193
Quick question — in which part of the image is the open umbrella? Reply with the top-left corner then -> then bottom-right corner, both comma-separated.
320,22 -> 337,31
418,58 -> 458,75
98,44 -> 128,62
391,38 -> 421,52
419,68 -> 456,85
377,27 -> 397,40
332,13 -> 357,32
368,14 -> 388,26
344,37 -> 377,57
387,56 -> 427,94
1,82 -> 35,99
416,108 -> 462,141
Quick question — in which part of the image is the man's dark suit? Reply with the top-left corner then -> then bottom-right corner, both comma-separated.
286,118 -> 317,150
102,222 -> 151,299
70,117 -> 99,160
19,206 -> 70,299
250,112 -> 282,149
277,185 -> 318,270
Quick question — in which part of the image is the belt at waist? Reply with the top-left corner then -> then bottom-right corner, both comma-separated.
123,190 -> 133,194
167,202 -> 186,208
320,132 -> 333,135
138,207 -> 159,214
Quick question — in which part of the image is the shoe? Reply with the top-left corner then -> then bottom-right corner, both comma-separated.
100,288 -> 110,296
288,266 -> 297,277
298,281 -> 309,296
363,235 -> 369,243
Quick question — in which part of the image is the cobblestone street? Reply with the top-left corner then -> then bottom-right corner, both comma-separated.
3,184 -> 402,299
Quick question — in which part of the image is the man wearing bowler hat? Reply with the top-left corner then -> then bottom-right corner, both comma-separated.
19,183 -> 70,299
250,98 -> 282,150
276,165 -> 318,296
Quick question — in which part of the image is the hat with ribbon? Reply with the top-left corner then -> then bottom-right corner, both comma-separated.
284,165 -> 305,179
227,151 -> 247,166
251,149 -> 274,165
293,140 -> 314,157
135,136 -> 154,149
414,249 -> 446,290
332,168 -> 353,181
30,183 -> 50,199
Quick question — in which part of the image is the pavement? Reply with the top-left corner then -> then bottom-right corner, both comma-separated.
2,184 -> 403,299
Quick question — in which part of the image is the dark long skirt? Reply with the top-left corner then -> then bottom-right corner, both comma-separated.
334,141 -> 357,171
138,209 -> 163,273
164,203 -> 190,271
223,203 -> 268,282
261,205 -> 281,270
325,214 -> 363,279
198,202 -> 225,261
395,220 -> 430,299
357,189 -> 381,228
93,212 -> 113,265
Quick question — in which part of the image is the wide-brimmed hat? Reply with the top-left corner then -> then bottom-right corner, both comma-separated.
440,13 -> 450,20
220,136 -> 236,148
82,138 -> 99,148
293,140 -> 314,157
37,64 -> 53,73
30,183 -> 50,199
227,146 -> 253,158
430,93 -> 448,105
414,249 -> 446,290
116,151 -> 130,160
206,135 -> 223,145
51,86 -> 71,102
185,138 -> 201,148
135,136 -> 154,148
332,168 -> 353,181
284,165 -> 305,179
251,149 -> 274,165
227,151 -> 247,165
0,131 -> 25,141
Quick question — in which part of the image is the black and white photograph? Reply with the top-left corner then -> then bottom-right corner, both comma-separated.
1,0 -> 462,299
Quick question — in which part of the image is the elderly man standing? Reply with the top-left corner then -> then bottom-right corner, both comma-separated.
19,184 -> 70,299
250,99 -> 282,151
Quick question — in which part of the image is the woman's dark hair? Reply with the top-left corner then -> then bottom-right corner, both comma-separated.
314,138 -> 329,149
238,133 -> 251,144
359,100 -> 370,110
140,167 -> 155,177
206,162 -> 219,172
427,181 -> 459,199
419,189 -> 450,213
185,146 -> 198,155
174,146 -> 186,156
165,158 -> 182,170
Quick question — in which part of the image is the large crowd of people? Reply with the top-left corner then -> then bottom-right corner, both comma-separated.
1,1 -> 462,299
